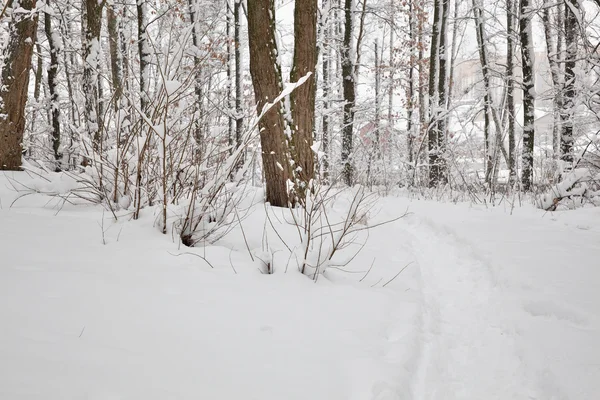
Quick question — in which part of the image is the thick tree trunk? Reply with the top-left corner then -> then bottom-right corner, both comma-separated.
341,0 -> 356,186
290,0 -> 317,190
248,0 -> 291,206
519,0 -> 536,190
0,0 -> 38,170
45,0 -> 61,166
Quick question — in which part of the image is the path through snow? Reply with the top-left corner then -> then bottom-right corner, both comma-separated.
393,199 -> 600,399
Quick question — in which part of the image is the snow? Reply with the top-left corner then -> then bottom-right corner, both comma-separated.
1,171 -> 599,399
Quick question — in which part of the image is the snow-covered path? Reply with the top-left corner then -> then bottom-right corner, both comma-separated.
397,200 -> 600,399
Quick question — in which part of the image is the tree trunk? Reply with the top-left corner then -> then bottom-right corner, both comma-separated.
341,0 -> 356,186
290,0 -> 317,190
234,0 -> 243,151
0,0 -> 38,170
473,0 -> 494,185
428,0 -> 448,186
321,0 -> 331,183
562,0 -> 578,165
519,0 -> 536,190
248,0 -> 291,206
507,0 -> 517,182
107,3 -> 123,109
138,0 -> 149,114
407,2 -> 415,165
82,0 -> 105,152
226,0 -> 234,153
45,0 -> 61,167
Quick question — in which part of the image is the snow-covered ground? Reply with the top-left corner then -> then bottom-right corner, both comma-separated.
1,171 -> 599,399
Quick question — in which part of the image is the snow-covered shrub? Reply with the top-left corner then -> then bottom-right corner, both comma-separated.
262,182 -> 406,280
538,168 -> 600,210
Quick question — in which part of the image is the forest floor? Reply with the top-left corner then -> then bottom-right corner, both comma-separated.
1,171 -> 599,400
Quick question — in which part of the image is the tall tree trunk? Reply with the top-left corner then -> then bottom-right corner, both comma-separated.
248,0 -> 291,206
234,0 -> 243,151
428,0 -> 448,186
290,0 -> 317,191
321,0 -> 331,183
407,2 -> 415,165
82,0 -> 105,152
226,0 -> 234,153
374,39 -> 381,160
45,0 -> 61,167
562,0 -> 578,165
387,0 -> 394,134
107,2 -> 123,109
542,1 -> 563,161
473,0 -> 494,184
519,0 -> 536,190
341,0 -> 356,185
138,0 -> 149,114
506,0 -> 517,182
0,0 -> 38,170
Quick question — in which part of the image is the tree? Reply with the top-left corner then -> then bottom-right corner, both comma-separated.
290,0 -> 318,191
0,0 -> 39,170
428,0 -> 449,186
247,0 -> 292,207
507,0 -> 517,182
519,0 -> 535,190
82,0 -> 105,152
45,0 -> 61,167
561,0 -> 579,164
341,0 -> 356,185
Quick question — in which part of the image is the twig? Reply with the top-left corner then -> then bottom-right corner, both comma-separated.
359,258 -> 376,282
382,262 -> 413,288
168,251 -> 215,269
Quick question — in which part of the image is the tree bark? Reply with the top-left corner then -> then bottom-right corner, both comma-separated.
82,0 -> 105,152
321,0 -> 331,183
107,3 -> 123,109
473,0 -> 494,184
341,0 -> 356,185
45,0 -> 61,166
138,0 -> 149,114
562,0 -> 578,164
248,0 -> 292,206
507,0 -> 517,182
0,0 -> 39,170
234,0 -> 243,151
519,0 -> 536,190
428,0 -> 449,186
290,0 -> 317,190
